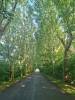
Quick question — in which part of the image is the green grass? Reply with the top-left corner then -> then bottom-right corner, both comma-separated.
0,81 -> 14,91
0,73 -> 32,91
46,75 -> 75,96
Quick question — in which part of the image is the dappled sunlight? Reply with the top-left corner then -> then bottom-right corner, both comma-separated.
0,0 -> 75,99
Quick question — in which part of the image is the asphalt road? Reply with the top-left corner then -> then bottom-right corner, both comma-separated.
0,72 -> 75,100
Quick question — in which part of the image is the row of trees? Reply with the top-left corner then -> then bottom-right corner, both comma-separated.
0,0 -> 36,83
31,0 -> 75,83
0,0 -> 75,85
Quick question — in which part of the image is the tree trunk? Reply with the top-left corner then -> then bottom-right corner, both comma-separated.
9,64 -> 12,81
57,32 -> 72,82
11,65 -> 14,81
63,49 -> 68,82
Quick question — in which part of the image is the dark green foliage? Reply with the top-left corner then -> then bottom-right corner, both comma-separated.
53,62 -> 63,79
14,67 -> 21,78
40,61 -> 63,79
0,61 -> 9,83
68,55 -> 75,81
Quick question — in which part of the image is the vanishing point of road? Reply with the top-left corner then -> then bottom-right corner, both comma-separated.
0,72 -> 75,100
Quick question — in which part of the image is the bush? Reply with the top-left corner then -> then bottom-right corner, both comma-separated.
0,61 -> 9,83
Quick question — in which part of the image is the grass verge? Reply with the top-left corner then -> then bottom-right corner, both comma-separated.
45,75 -> 75,96
0,73 -> 32,91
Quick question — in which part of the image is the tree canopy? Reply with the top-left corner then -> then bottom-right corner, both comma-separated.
0,0 -> 75,85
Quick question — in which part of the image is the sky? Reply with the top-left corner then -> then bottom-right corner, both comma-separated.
28,0 -> 39,39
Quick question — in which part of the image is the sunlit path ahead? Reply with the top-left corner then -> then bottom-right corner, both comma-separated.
0,72 -> 75,100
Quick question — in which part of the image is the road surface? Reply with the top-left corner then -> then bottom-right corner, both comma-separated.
0,72 -> 75,100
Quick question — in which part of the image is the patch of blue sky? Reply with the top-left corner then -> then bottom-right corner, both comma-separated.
32,19 -> 38,28
28,0 -> 35,7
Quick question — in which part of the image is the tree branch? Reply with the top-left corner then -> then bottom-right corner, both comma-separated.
65,33 -> 72,51
3,0 -> 17,30
0,0 -> 18,37
12,0 -> 17,12
56,34 -> 65,47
